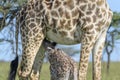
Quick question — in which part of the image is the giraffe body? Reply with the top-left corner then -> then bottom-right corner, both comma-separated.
16,0 -> 113,80
47,47 -> 78,80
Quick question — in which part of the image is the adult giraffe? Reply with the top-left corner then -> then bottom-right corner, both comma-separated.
16,0 -> 113,80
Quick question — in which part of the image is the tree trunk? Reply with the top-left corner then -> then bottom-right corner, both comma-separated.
92,50 -> 95,80
105,32 -> 114,74
107,53 -> 110,74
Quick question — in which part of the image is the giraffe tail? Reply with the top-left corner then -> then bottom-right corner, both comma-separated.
8,17 -> 19,80
8,56 -> 18,80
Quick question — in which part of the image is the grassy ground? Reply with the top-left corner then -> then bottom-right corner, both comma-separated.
0,62 -> 120,80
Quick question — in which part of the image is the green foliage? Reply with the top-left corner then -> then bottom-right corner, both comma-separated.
111,12 -> 120,27
0,0 -> 27,31
107,12 -> 120,40
16,0 -> 27,6
116,34 -> 120,40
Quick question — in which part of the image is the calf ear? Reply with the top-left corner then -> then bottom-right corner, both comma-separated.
52,42 -> 57,47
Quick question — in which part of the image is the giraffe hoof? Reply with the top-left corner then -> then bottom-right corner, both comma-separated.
30,70 -> 39,80
18,69 -> 30,78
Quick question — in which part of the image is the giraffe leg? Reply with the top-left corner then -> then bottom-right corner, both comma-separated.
78,33 -> 97,80
29,45 -> 45,80
30,39 -> 57,80
18,31 -> 44,79
92,29 -> 108,80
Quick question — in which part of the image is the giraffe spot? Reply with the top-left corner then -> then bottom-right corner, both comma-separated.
79,0 -> 88,3
88,24 -> 94,30
95,8 -> 102,18
86,11 -> 92,15
98,13 -> 103,18
97,62 -> 101,67
65,10 -> 71,19
58,7 -> 64,17
97,0 -> 104,6
19,11 -> 26,21
95,20 -> 105,27
35,1 -> 39,6
86,17 -> 91,22
51,10 -> 59,17
27,4 -> 32,10
29,11 -> 35,18
84,24 -> 93,31
59,30 -> 68,37
105,3 -> 108,8
85,47 -> 89,52
101,8 -> 106,14
64,0 -> 74,10
92,15 -> 97,22
28,32 -> 33,37
64,20 -> 72,30
89,42 -> 94,48
99,46 -> 103,50
105,22 -> 110,27
24,60 -> 28,65
108,11 -> 113,18
26,19 -> 31,26
40,4 -> 44,10
72,19 -> 78,26
36,18 -> 40,24
36,13 -> 41,17
31,19 -> 35,22
72,9 -> 79,18
29,23 -> 36,29
70,30 -> 75,37
45,0 -> 51,1
26,49 -> 30,54
60,19 -> 66,26
89,0 -> 95,2
44,1 -> 52,9
20,65 -> 24,71
52,29 -> 57,34
82,63 -> 86,68
54,0 -> 61,8
88,3 -> 96,11
80,5 -> 87,11
33,28 -> 39,34
95,27 -> 101,32
76,0 -> 80,5
52,18 -> 57,27
88,36 -> 93,41
67,20 -> 71,26
95,8 -> 100,14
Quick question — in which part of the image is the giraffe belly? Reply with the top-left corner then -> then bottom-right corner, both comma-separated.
46,30 -> 81,45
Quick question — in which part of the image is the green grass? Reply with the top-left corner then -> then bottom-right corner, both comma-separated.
0,62 -> 120,80
87,62 -> 120,80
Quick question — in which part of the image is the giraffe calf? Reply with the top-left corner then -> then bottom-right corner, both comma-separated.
47,47 -> 78,80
